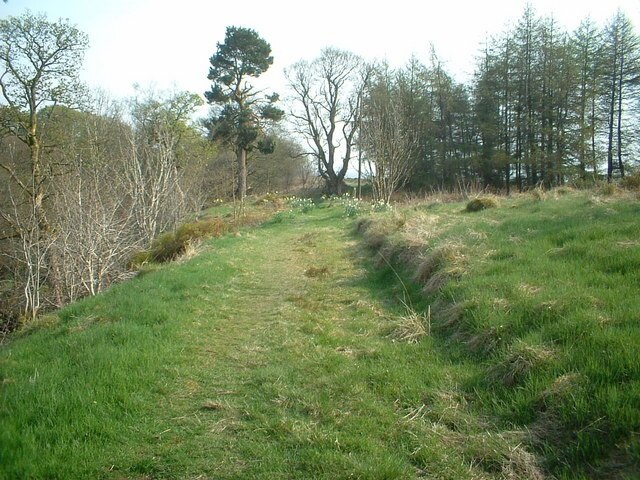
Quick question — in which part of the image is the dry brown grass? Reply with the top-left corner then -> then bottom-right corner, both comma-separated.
413,244 -> 458,283
176,239 -> 205,263
620,171 -> 640,191
389,305 -> 431,344
466,326 -> 504,355
538,373 -> 584,409
466,196 -> 499,212
422,271 -> 452,295
400,384 -> 546,479
402,212 -> 441,242
435,301 -> 466,331
304,266 -> 329,278
489,341 -> 555,386
357,213 -> 406,251
529,187 -> 547,201
201,400 -> 225,411
413,243 -> 466,295
422,423 -> 545,479
519,283 -> 543,297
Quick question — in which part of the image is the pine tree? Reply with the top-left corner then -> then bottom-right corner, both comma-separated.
205,26 -> 283,200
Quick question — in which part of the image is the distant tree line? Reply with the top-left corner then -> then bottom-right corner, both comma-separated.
284,7 -> 639,201
357,7 -> 640,197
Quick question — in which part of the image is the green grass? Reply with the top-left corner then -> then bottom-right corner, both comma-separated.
358,189 -> 640,478
1,190 -> 639,478
0,201 -> 486,479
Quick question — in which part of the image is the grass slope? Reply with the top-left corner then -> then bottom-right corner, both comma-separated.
358,189 -> 640,479
0,190 -> 638,479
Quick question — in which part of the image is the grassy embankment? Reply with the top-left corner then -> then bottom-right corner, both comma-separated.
357,186 -> 640,479
1,188 -> 638,479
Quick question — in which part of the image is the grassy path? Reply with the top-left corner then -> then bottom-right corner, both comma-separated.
5,192 -> 639,479
9,201 -> 578,479
1,205 -> 482,479
149,207 -> 462,478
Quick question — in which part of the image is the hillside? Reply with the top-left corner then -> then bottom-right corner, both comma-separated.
1,189 -> 639,479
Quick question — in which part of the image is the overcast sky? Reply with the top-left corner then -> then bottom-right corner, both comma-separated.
3,0 -> 640,101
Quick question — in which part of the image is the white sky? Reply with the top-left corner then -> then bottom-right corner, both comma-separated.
3,0 -> 640,101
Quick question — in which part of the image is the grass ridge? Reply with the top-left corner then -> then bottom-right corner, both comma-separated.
356,189 -> 640,478
1,191 -> 639,479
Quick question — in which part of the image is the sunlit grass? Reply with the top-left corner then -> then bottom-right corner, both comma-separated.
359,189 -> 640,478
2,190 -> 638,479
0,201 -> 486,479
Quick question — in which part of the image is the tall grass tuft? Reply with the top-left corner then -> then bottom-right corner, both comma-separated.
466,196 -> 499,212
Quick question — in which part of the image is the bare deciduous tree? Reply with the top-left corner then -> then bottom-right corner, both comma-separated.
127,89 -> 206,243
287,48 -> 370,195
0,12 -> 88,318
360,68 -> 418,203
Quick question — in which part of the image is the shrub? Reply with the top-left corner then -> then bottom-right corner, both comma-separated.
175,218 -> 228,245
132,218 -> 229,265
147,231 -> 182,263
620,171 -> 640,191
598,182 -> 620,196
466,196 -> 498,212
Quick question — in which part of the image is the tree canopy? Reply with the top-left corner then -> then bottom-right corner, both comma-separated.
205,26 -> 283,199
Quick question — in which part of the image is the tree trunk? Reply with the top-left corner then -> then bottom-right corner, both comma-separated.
616,52 -> 626,178
29,133 -> 64,308
607,30 -> 619,183
607,76 -> 616,182
236,147 -> 247,199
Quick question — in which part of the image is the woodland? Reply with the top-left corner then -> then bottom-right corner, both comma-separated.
1,5 -> 639,331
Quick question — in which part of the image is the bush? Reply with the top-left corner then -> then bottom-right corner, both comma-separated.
175,218 -> 228,244
131,218 -> 229,265
621,171 -> 640,191
598,182 -> 620,196
466,196 -> 498,212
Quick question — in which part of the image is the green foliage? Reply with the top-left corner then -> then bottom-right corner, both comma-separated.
0,12 -> 89,115
208,26 -> 273,85
205,26 -> 283,150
